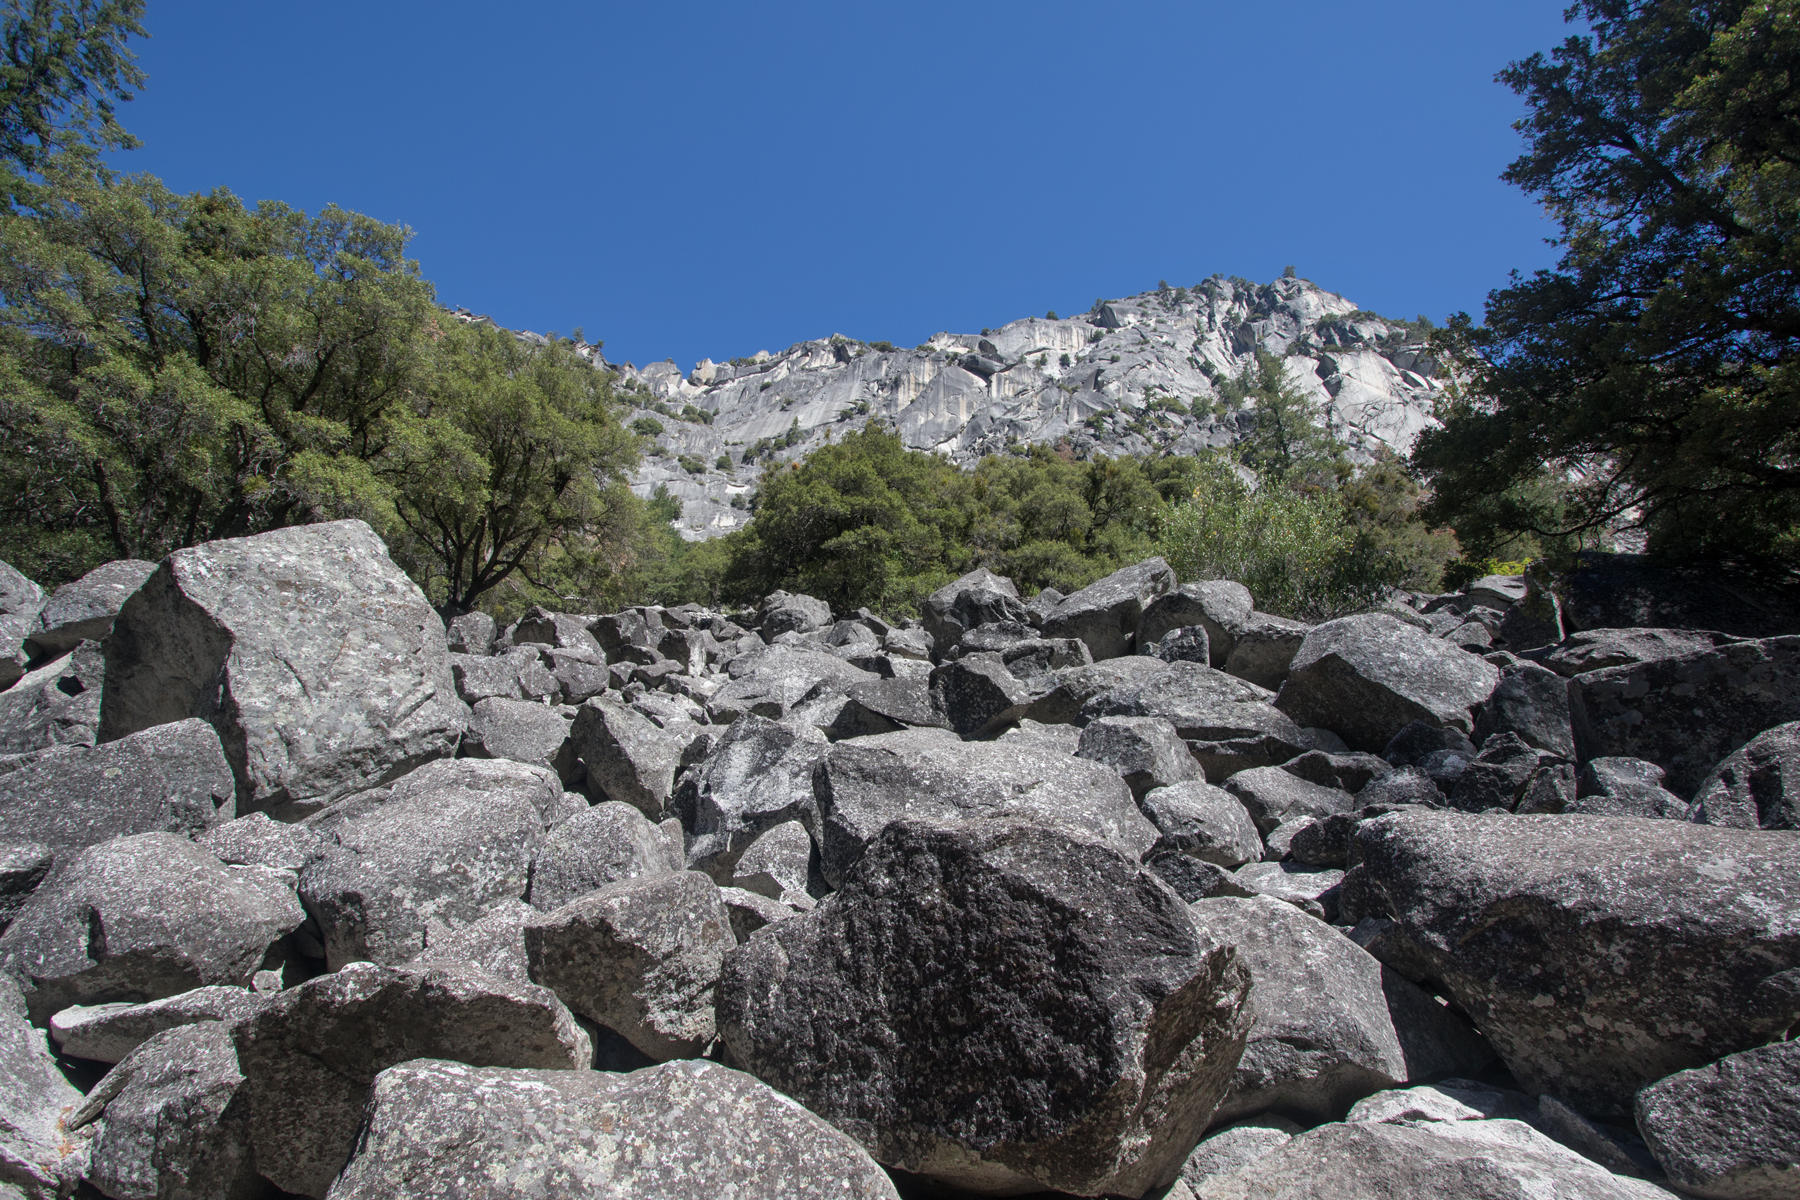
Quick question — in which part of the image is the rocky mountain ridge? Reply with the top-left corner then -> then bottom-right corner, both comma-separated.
456,275 -> 1449,540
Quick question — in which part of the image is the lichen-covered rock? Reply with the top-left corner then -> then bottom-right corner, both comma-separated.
527,801 -> 680,911
328,1058 -> 901,1200
922,568 -> 1032,660
1222,613 -> 1311,690
1140,581 -> 1253,667
1634,1039 -> 1800,1200
1081,660 -> 1310,780
1179,1117 -> 1300,1190
1141,781 -> 1263,869
1223,767 -> 1353,836
1687,721 -> 1800,830
462,697 -> 579,783
79,1021 -> 258,1200
1194,896 -> 1490,1125
759,590 -> 833,638
717,818 -> 1253,1197
1040,557 -> 1177,662
1276,615 -> 1499,752
1076,715 -> 1203,799
1472,662 -> 1574,758
232,962 -> 590,1199
812,727 -> 1157,887
929,652 -> 1033,738
524,870 -> 732,1061
0,719 -> 234,854
569,697 -> 697,817
0,833 -> 304,1022
670,714 -> 827,876
299,759 -> 551,968
708,646 -> 879,723
404,897 -> 537,984
1349,809 -> 1800,1117
50,985 -> 263,1064
98,521 -> 468,816
26,559 -> 156,659
1569,636 -> 1800,796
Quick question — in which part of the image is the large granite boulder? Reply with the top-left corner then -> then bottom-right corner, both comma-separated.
923,568 -> 1032,659
1276,615 -> 1499,751
232,962 -> 590,1198
524,870 -> 732,1061
50,984 -> 263,1064
0,641 -> 104,757
670,714 -> 827,877
98,521 -> 468,816
1140,581 -> 1253,667
1194,896 -> 1490,1124
1348,809 -> 1800,1117
1039,557 -> 1177,661
759,590 -> 833,638
1635,1039 -> 1800,1200
1076,714 -> 1203,798
707,647 -> 878,723
811,727 -> 1157,887
0,718 -> 234,854
298,759 -> 553,968
1570,637 -> 1800,796
25,558 -> 156,659
0,833 -> 304,1023
462,697 -> 579,783
527,801 -> 681,911
717,818 -> 1252,1197
329,1058 -> 901,1200
1140,781 -> 1263,869
1540,627 -> 1736,677
79,1021 -> 258,1200
0,974 -> 85,1199
1686,721 -> 1800,830
1081,660 -> 1310,779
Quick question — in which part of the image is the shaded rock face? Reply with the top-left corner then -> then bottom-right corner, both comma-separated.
924,568 -> 1031,660
99,520 -> 468,816
717,819 -> 1252,1198
26,558 -> 157,659
0,640 -> 105,757
232,962 -> 590,1199
1569,636 -> 1800,796
1040,558 -> 1176,662
0,718 -> 234,853
330,1058 -> 901,1200
812,727 -> 1157,887
0,973 -> 85,1199
1349,809 -> 1800,1117
1635,1040 -> 1800,1200
1687,721 -> 1800,830
1277,615 -> 1499,752
0,832 -> 304,1023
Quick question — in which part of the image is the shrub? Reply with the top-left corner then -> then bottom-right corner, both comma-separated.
631,416 -> 664,438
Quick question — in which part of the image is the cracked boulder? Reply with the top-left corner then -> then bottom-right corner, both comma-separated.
1039,557 -> 1176,662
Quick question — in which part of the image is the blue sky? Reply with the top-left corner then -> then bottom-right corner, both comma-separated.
115,1 -> 1578,369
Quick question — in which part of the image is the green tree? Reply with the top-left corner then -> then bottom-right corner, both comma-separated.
1414,0 -> 1800,574
384,318 -> 637,614
1226,349 -> 1342,485
1,0 -> 144,182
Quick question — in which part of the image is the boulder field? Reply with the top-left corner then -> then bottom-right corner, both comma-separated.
0,521 -> 1796,1199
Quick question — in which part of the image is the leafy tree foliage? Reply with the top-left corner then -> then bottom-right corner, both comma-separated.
1414,1 -> 1800,574
1,0 -> 144,180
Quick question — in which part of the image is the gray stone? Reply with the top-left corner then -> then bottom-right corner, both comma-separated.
0,841 -> 52,935
0,719 -> 233,854
1575,757 -> 1688,819
524,870 -> 732,1061
1542,627 -> 1737,677
1473,662 -> 1575,758
1222,613 -> 1312,689
509,606 -> 603,658
0,833 -> 303,1023
25,559 -> 156,659
953,618 -> 1037,658
403,897 -> 536,984
233,961 -> 590,1198
1449,732 -> 1576,814
1349,809 -> 1800,1117
923,568 -> 1032,659
1020,655 -> 1175,725
1141,581 -> 1253,667
462,697 -> 579,783
1148,625 -> 1214,666
0,561 -> 43,619
833,674 -> 948,737
0,610 -> 31,692
1191,1117 -> 1677,1199
728,819 -> 813,900
1230,862 -> 1346,921
1355,767 -> 1443,809
443,610 -> 495,655
1279,749 -> 1390,793
1040,557 -> 1177,661
759,590 -> 833,638
194,811 -> 323,872
929,652 -> 1033,738
1141,780 -> 1263,868
449,647 -> 557,705
1194,895 -> 1490,1125
1224,767 -> 1354,835
1345,1079 -> 1532,1124
1635,1039 -> 1800,1200
708,647 -> 878,723
1179,1117 -> 1301,1188
50,985 -> 262,1064
1077,715 -> 1203,799
997,636 -> 1093,683
0,974 -> 84,1199
717,818 -> 1253,1197
1687,722 -> 1800,830
527,801 -> 681,911
329,1058 -> 901,1200
569,696 -> 696,817
0,641 -> 103,757
1083,660 -> 1311,780
99,521 -> 468,816
717,885 -> 801,942
813,726 -> 1157,887
671,714 -> 827,876
1277,614 -> 1500,752
299,759 -> 553,968
1148,851 -> 1262,903
1570,636 -> 1800,796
